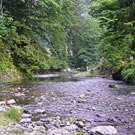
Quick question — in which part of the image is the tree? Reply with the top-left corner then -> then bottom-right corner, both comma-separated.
75,18 -> 102,69
90,0 -> 135,82
0,0 -> 74,78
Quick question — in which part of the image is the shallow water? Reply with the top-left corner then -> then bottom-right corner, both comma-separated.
0,76 -> 135,135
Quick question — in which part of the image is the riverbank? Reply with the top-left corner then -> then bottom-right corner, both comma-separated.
0,77 -> 135,135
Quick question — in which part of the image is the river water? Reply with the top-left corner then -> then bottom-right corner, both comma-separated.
0,76 -> 135,135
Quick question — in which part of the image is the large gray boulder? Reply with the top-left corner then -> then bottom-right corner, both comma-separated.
90,125 -> 117,135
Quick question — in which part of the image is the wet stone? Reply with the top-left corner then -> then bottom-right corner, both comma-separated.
20,118 -> 31,123
44,123 -> 53,129
96,114 -> 106,118
22,113 -> 32,118
34,108 -> 46,114
47,128 -> 74,135
76,121 -> 85,128
33,126 -> 45,131
92,106 -> 96,111
64,124 -> 78,130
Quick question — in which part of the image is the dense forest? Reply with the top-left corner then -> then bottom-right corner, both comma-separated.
0,0 -> 135,83
90,0 -> 135,83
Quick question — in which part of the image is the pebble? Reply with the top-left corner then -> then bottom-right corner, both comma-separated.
15,92 -> 25,97
22,113 -> 32,118
80,94 -> 86,99
47,128 -> 73,135
92,106 -> 96,111
20,118 -> 31,123
34,108 -> 46,114
76,121 -> 85,128
33,126 -> 45,131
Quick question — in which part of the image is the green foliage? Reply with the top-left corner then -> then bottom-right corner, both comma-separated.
90,0 -> 135,82
48,57 -> 68,71
0,0 -> 75,79
69,17 -> 102,69
122,60 -> 135,84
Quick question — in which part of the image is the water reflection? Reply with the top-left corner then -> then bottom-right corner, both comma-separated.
32,76 -> 79,83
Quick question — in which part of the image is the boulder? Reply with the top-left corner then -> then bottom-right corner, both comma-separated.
7,99 -> 16,105
90,125 -> 117,135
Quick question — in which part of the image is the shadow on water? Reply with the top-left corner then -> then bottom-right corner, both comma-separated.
114,81 -> 135,95
31,76 -> 79,83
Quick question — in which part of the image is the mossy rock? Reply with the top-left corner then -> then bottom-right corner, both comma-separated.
75,132 -> 84,135
109,83 -> 117,88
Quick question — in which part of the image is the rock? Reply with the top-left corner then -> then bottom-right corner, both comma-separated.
90,126 -> 117,135
20,118 -> 31,123
0,99 -> 16,105
79,94 -> 86,99
76,121 -> 85,128
15,92 -> 25,97
53,119 -> 61,128
92,106 -> 96,111
44,123 -> 53,129
24,131 -> 40,135
109,83 -> 117,88
96,114 -> 106,118
41,118 -> 52,123
70,110 -> 77,114
48,128 -> 73,135
22,113 -> 32,118
7,99 -> 16,105
66,121 -> 70,126
87,89 -> 91,92
35,121 -> 44,126
14,124 -> 27,131
34,108 -> 46,114
17,87 -> 21,90
33,126 -> 45,131
130,92 -> 135,95
107,118 -> 119,123
0,101 -> 6,105
60,121 -> 66,127
65,124 -> 78,130
78,99 -> 86,103
71,100 -> 76,104
116,97 -> 122,100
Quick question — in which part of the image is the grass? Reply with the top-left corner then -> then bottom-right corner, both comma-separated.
0,112 -> 15,126
4,106 -> 23,121
0,105 -> 23,127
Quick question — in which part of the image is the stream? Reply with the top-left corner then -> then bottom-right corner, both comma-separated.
0,76 -> 135,135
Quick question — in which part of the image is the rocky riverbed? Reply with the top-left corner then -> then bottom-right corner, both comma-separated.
0,77 -> 135,135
